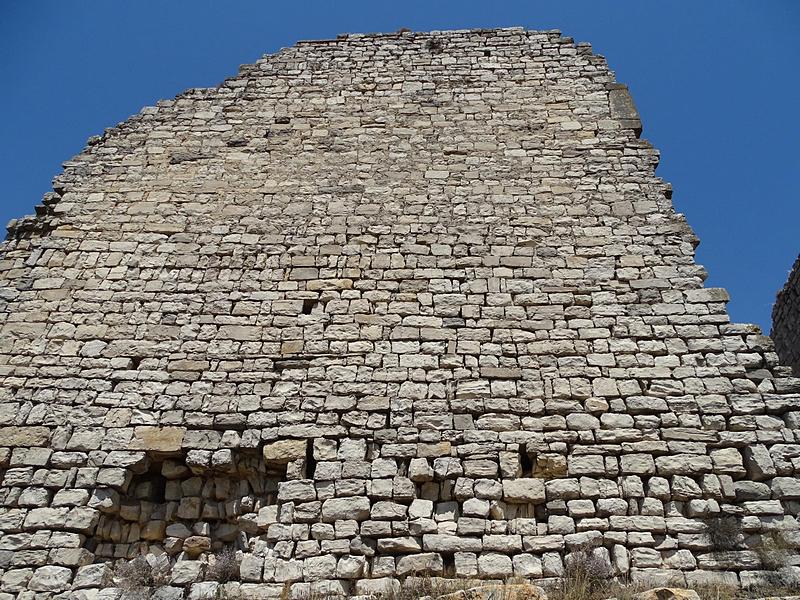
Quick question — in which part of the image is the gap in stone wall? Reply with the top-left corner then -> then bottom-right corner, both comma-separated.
87,449 -> 286,562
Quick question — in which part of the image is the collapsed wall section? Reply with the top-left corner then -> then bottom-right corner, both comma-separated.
0,27 -> 799,598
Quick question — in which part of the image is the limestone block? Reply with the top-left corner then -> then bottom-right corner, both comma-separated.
483,535 -> 522,553
697,550 -> 761,570
171,560 -> 203,585
655,455 -> 712,476
771,476 -> 800,498
336,555 -> 366,579
304,555 -> 337,581
321,497 -> 370,522
477,552 -> 513,577
23,507 -> 69,529
737,482 -> 773,503
621,454 -> 656,475
743,444 -> 777,480
523,534 -> 565,552
408,499 -> 434,519
568,455 -> 606,476
278,481 -> 316,503
742,500 -> 784,515
130,426 -> 185,451
0,427 -> 50,447
409,458 -> 434,481
371,458 -> 398,478
377,537 -> 423,553
28,566 -> 72,592
709,448 -> 745,476
545,478 -> 581,499
188,583 -> 219,599
410,518 -> 438,536
183,536 -> 211,557
502,478 -> 545,503
458,517 -> 487,536
423,534 -> 482,553
73,563 -> 112,589
396,553 -> 444,576
463,498 -> 491,517
337,439 -> 366,460
432,457 -> 462,479
371,501 -> 407,520
512,553 -> 542,577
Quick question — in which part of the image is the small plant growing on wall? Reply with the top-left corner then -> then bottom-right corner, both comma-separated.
706,516 -> 742,551
114,555 -> 171,599
560,545 -> 612,600
756,530 -> 793,570
208,546 -> 240,583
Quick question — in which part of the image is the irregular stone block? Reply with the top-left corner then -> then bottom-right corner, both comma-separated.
503,478 -> 545,504
263,439 -> 307,463
130,426 -> 185,452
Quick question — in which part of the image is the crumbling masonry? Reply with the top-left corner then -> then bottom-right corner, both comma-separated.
1,28 -> 799,598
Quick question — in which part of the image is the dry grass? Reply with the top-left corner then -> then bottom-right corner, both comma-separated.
113,555 -> 171,599
549,546 -> 614,600
689,583 -> 742,600
706,517 -> 743,552
755,531 -> 793,571
208,545 -> 240,583
400,575 -> 477,600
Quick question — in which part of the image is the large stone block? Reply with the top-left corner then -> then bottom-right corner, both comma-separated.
263,439 -> 307,463
131,426 -> 185,451
503,478 -> 546,504
0,427 -> 50,447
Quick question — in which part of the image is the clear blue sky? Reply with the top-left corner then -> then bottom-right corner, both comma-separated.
1,1 -> 798,333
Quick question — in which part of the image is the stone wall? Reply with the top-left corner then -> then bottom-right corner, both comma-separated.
772,255 -> 800,375
1,27 -> 799,598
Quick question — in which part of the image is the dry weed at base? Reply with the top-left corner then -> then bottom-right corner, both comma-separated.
208,545 -> 241,583
113,555 -> 171,599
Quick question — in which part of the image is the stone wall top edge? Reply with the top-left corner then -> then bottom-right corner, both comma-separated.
2,26 -> 609,245
294,26 -> 553,43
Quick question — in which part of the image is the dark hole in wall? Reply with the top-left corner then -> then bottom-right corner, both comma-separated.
396,459 -> 410,477
305,439 -> 317,479
302,299 -> 317,314
442,554 -> 455,577
521,452 -> 534,477
133,466 -> 167,503
426,38 -> 443,53
484,50 -> 492,57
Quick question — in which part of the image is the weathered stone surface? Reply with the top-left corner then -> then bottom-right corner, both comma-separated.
28,566 -> 72,592
0,427 -> 50,447
322,497 -> 371,521
396,553 -> 444,576
0,26 -> 798,594
503,479 -> 546,504
130,426 -> 185,452
262,439 -> 307,463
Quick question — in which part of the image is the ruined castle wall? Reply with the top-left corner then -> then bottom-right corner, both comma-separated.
1,28 -> 799,598
772,255 -> 800,375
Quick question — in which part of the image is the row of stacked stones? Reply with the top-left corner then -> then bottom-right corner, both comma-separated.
0,27 -> 799,598
772,255 -> 800,376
